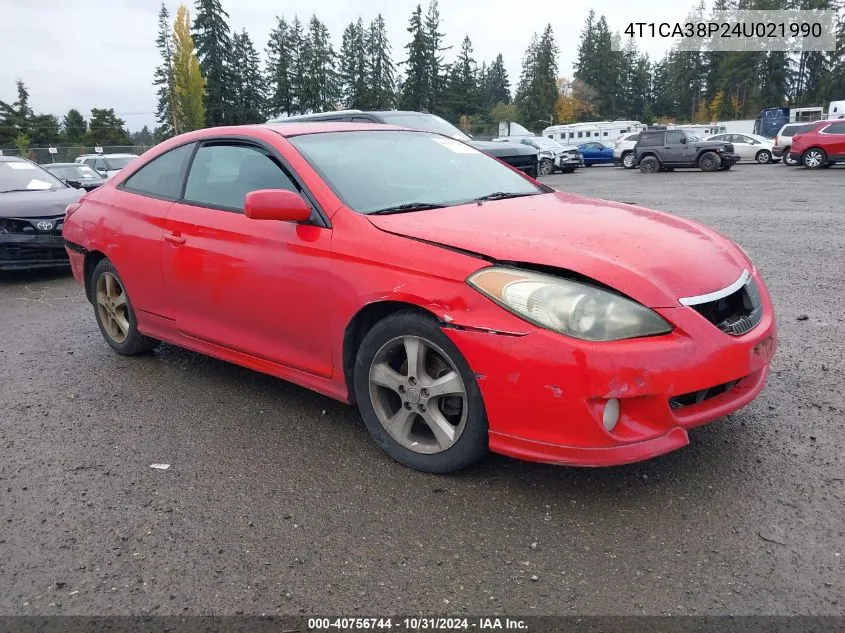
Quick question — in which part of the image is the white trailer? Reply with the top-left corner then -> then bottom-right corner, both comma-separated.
542,121 -> 646,144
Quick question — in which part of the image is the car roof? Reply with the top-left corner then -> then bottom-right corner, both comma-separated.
43,162 -> 78,167
268,110 -> 436,123
0,155 -> 26,163
266,122 -> 409,137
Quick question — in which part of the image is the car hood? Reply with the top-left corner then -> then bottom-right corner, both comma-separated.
471,140 -> 538,158
366,192 -> 749,308
0,187 -> 84,218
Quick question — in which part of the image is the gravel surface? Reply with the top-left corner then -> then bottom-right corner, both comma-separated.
1,163 -> 842,616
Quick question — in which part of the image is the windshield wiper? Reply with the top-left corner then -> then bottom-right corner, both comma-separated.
473,191 -> 540,202
0,188 -> 51,194
369,202 -> 448,215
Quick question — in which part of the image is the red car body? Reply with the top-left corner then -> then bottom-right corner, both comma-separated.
63,123 -> 777,468
789,119 -> 845,168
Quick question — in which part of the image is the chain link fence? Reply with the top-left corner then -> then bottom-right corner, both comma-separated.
0,145 -> 152,165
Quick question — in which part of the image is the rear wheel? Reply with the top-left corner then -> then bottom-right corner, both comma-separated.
622,152 -> 635,169
783,150 -> 798,166
353,311 -> 488,473
802,147 -> 826,169
755,150 -> 772,164
699,152 -> 721,172
538,158 -> 554,176
91,259 -> 159,355
639,156 -> 659,174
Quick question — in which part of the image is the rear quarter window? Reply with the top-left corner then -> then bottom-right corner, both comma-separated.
638,132 -> 664,147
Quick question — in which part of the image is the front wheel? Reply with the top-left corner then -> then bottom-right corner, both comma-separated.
755,150 -> 772,164
91,259 -> 159,355
622,152 -> 635,169
538,158 -> 554,176
699,152 -> 721,172
353,311 -> 488,473
639,156 -> 659,174
802,148 -> 826,169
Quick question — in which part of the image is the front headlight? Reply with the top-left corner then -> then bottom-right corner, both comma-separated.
467,267 -> 672,341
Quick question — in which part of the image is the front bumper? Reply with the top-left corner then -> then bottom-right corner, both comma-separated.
0,225 -> 69,271
443,272 -> 777,467
555,154 -> 582,170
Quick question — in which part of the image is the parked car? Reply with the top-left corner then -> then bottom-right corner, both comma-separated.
74,153 -> 139,179
43,162 -> 107,191
705,133 -> 777,164
772,123 -> 817,166
268,110 -> 539,176
495,136 -> 583,175
63,122 -> 777,473
577,141 -> 614,165
613,133 -> 641,169
0,156 -> 83,271
789,119 -> 845,168
634,127 -> 738,173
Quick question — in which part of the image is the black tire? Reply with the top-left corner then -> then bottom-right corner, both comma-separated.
621,152 -> 635,169
755,150 -> 772,164
537,158 -> 554,176
90,259 -> 159,355
699,151 -> 721,172
783,150 -> 798,166
639,156 -> 659,174
802,147 -> 827,169
561,166 -> 576,174
353,311 -> 488,473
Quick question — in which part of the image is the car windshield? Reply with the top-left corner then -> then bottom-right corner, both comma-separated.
289,130 -> 544,214
377,113 -> 471,141
0,160 -> 66,192
104,156 -> 137,169
47,164 -> 100,179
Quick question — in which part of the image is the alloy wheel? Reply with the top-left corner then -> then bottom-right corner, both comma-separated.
622,153 -> 635,168
368,335 -> 467,455
756,151 -> 771,164
96,272 -> 129,344
804,150 -> 824,168
538,159 -> 554,176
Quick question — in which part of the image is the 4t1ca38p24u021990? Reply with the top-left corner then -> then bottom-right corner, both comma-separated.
62,122 -> 777,473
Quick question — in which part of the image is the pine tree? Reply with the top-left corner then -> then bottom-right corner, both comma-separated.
288,17 -> 308,114
62,109 -> 87,143
192,0 -> 232,126
363,14 -> 396,109
573,10 -> 598,99
516,26 -> 559,130
266,17 -> 294,117
231,29 -> 264,123
400,5 -> 430,111
153,3 -> 177,138
173,4 -> 206,132
87,108 -> 131,145
423,0 -> 449,113
302,15 -> 339,113
486,54 -> 511,106
0,81 -> 34,147
339,19 -> 367,108
445,36 -> 478,121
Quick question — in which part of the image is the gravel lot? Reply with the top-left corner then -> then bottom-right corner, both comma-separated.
1,163 -> 843,616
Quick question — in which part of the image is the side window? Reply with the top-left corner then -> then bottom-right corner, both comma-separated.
710,134 -> 725,142
577,131 -> 583,138
666,131 -> 685,144
183,143 -> 297,213
639,132 -> 664,147
351,116 -> 375,122
823,122 -> 845,134
122,143 -> 195,200
83,158 -> 97,168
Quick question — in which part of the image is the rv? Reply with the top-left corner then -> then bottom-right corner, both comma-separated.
542,121 -> 646,144
753,100 -> 845,138
666,123 -> 727,137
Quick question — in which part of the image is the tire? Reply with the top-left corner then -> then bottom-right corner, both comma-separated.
561,166 -> 576,174
90,259 -> 159,355
639,156 -> 659,174
584,163 -> 593,167
353,311 -> 488,473
783,150 -> 798,166
699,151 -> 721,172
755,150 -> 772,164
802,147 -> 826,169
622,152 -> 635,169
538,158 -> 554,176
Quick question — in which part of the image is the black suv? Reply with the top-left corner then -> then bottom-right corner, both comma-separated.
267,110 -> 539,176
634,126 -> 738,173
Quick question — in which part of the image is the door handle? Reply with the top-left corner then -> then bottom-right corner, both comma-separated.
163,232 -> 186,245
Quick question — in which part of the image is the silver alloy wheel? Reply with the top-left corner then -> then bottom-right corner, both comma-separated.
95,272 -> 129,344
622,153 -> 635,168
803,149 -> 824,168
756,150 -> 771,164
368,335 -> 468,455
538,158 -> 554,176
784,152 -> 798,166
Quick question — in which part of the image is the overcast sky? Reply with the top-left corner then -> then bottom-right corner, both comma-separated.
2,0 -> 701,131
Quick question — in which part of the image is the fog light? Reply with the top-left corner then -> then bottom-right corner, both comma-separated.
602,398 -> 620,432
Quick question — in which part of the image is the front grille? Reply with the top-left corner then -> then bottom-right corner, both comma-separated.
691,277 -> 763,336
0,216 -> 64,235
669,378 -> 741,409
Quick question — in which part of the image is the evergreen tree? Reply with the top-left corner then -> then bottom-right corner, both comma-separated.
231,29 -> 264,123
573,10 -> 598,99
516,25 -> 559,130
301,15 -> 339,113
62,109 -> 87,143
400,5 -> 430,111
192,0 -> 232,126
266,17 -> 294,117
153,3 -> 177,138
423,0 -> 449,113
479,54 -> 511,110
131,126 -> 155,146
445,36 -> 478,120
0,81 -> 34,147
339,18 -> 367,108
172,5 -> 205,132
363,14 -> 396,109
288,17 -> 308,114
86,109 -> 131,145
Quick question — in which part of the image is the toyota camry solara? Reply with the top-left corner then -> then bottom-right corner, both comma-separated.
62,123 -> 777,473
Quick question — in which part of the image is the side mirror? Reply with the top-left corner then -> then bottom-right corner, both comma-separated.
680,137 -> 687,144
245,189 -> 312,223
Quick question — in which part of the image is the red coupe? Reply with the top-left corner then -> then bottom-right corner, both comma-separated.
62,123 -> 777,473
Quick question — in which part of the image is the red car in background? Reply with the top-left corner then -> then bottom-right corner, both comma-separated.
62,123 -> 777,473
789,119 -> 845,168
